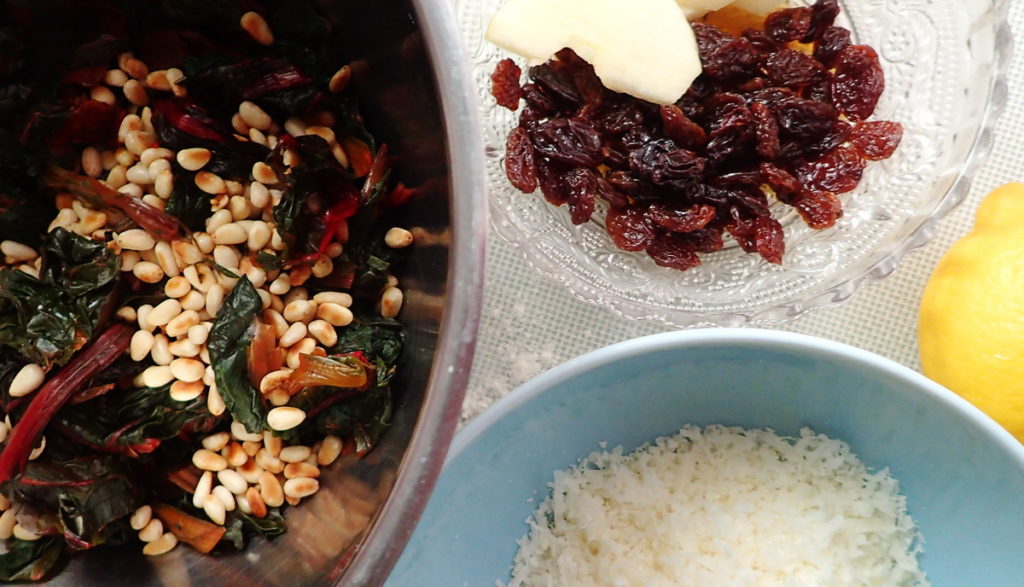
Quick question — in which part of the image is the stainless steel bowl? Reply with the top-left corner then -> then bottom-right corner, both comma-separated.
42,0 -> 487,583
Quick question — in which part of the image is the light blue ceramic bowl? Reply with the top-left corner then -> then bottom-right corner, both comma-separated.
388,330 -> 1024,586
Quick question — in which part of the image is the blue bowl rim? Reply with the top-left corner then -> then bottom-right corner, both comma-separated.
449,329 -> 1024,469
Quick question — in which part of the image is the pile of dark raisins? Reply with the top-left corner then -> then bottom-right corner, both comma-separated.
491,0 -> 903,270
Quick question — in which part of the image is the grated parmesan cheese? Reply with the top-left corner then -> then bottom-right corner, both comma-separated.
506,425 -> 928,587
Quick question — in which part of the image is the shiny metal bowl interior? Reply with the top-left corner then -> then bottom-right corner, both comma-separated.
44,0 -> 486,584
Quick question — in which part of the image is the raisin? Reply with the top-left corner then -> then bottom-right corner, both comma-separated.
597,101 -> 647,135
693,25 -> 760,82
833,45 -> 885,121
504,127 -> 538,193
803,0 -> 841,43
629,139 -> 706,188
522,83 -> 556,116
765,7 -> 813,43
790,190 -> 843,229
751,102 -> 781,160
850,121 -> 904,160
647,230 -> 701,271
490,58 -> 523,111
686,227 -> 725,253
529,63 -> 581,107
649,203 -> 717,233
553,48 -> 606,110
713,171 -> 764,190
530,118 -> 603,167
754,215 -> 785,263
774,96 -> 839,140
805,78 -> 833,106
725,208 -> 758,253
760,162 -> 802,197
795,146 -> 866,195
606,205 -> 657,251
813,26 -> 852,68
536,158 -> 568,206
765,49 -> 826,89
518,106 -> 542,133
660,104 -> 707,150
563,167 -> 598,225
743,28 -> 783,63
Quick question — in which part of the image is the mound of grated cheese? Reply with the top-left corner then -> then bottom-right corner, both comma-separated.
506,425 -> 928,587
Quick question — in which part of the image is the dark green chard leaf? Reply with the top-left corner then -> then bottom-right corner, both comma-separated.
0,536 -> 64,582
0,132 -> 54,248
331,317 -> 403,367
207,277 -> 266,433
164,180 -> 212,232
8,456 -> 142,550
309,385 -> 392,454
0,228 -> 119,368
221,508 -> 287,550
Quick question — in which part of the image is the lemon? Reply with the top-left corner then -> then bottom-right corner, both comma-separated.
919,182 -> 1024,442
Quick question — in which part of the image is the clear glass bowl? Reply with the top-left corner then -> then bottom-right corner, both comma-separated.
455,0 -> 1012,328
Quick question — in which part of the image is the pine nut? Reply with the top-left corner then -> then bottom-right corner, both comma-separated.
119,53 -> 149,79
203,365 -> 215,386
137,303 -> 155,331
217,470 -> 248,495
248,127 -> 268,146
118,114 -> 143,140
181,291 -> 206,315
130,505 -> 152,531
153,169 -> 174,199
384,227 -> 414,249
163,276 -> 189,299
236,495 -> 252,514
311,255 -> 333,278
286,338 -> 317,369
0,510 -> 13,540
263,309 -> 289,338
8,363 -> 44,398
258,471 -> 284,507
246,487 -> 268,518
313,291 -> 353,307
193,471 -> 213,508
139,518 -> 164,542
213,223 -> 247,246
242,440 -> 261,456
0,241 -> 37,263
194,232 -> 215,254
118,182 -> 144,199
267,407 -> 305,432
224,442 -> 248,467
79,147 -> 104,178
245,221 -> 271,252
318,436 -> 343,466
171,240 -> 202,267
177,148 -> 211,171
307,320 -> 337,347
141,147 -> 173,166
169,339 -> 199,360
148,299 -> 182,328
141,106 -> 155,133
252,161 -> 277,184
279,445 -> 312,463
381,286 -> 403,318
115,148 -> 137,169
152,333 -> 172,366
208,383 -> 226,416
123,79 -> 149,106
238,459 -> 263,484
304,125 -> 335,144
89,85 -> 115,104
283,300 -> 316,323
240,12 -> 274,46
331,142 -> 350,168
126,163 -> 151,185
284,287 -> 309,304
249,182 -> 271,209
193,449 -> 228,471
166,309 -> 199,338
117,229 -> 156,251
169,380 -> 204,401
213,245 -> 240,269
231,420 -> 263,442
328,65 -> 351,93
205,284 -> 226,317
141,365 -> 174,388
267,388 -> 290,406
283,477 -> 319,500
169,358 -> 204,383
255,431 -> 281,459
316,302 -> 353,327
130,330 -> 155,361
187,323 -> 210,346
228,195 -> 252,221
202,432 -> 231,452
28,435 -> 45,461
255,448 -> 284,474
284,462 -> 320,479
213,485 -> 237,512
278,322 -> 307,348
105,69 -> 128,86
153,241 -> 180,277
202,494 -> 226,525
116,306 -> 137,323
143,532 -> 178,556
196,171 -> 226,195
289,264 -> 312,286
231,112 -> 249,135
13,524 -> 41,541
265,275 -> 289,296
239,101 -> 272,131
145,70 -> 171,91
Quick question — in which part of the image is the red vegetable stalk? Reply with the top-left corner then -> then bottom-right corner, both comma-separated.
0,323 -> 133,484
